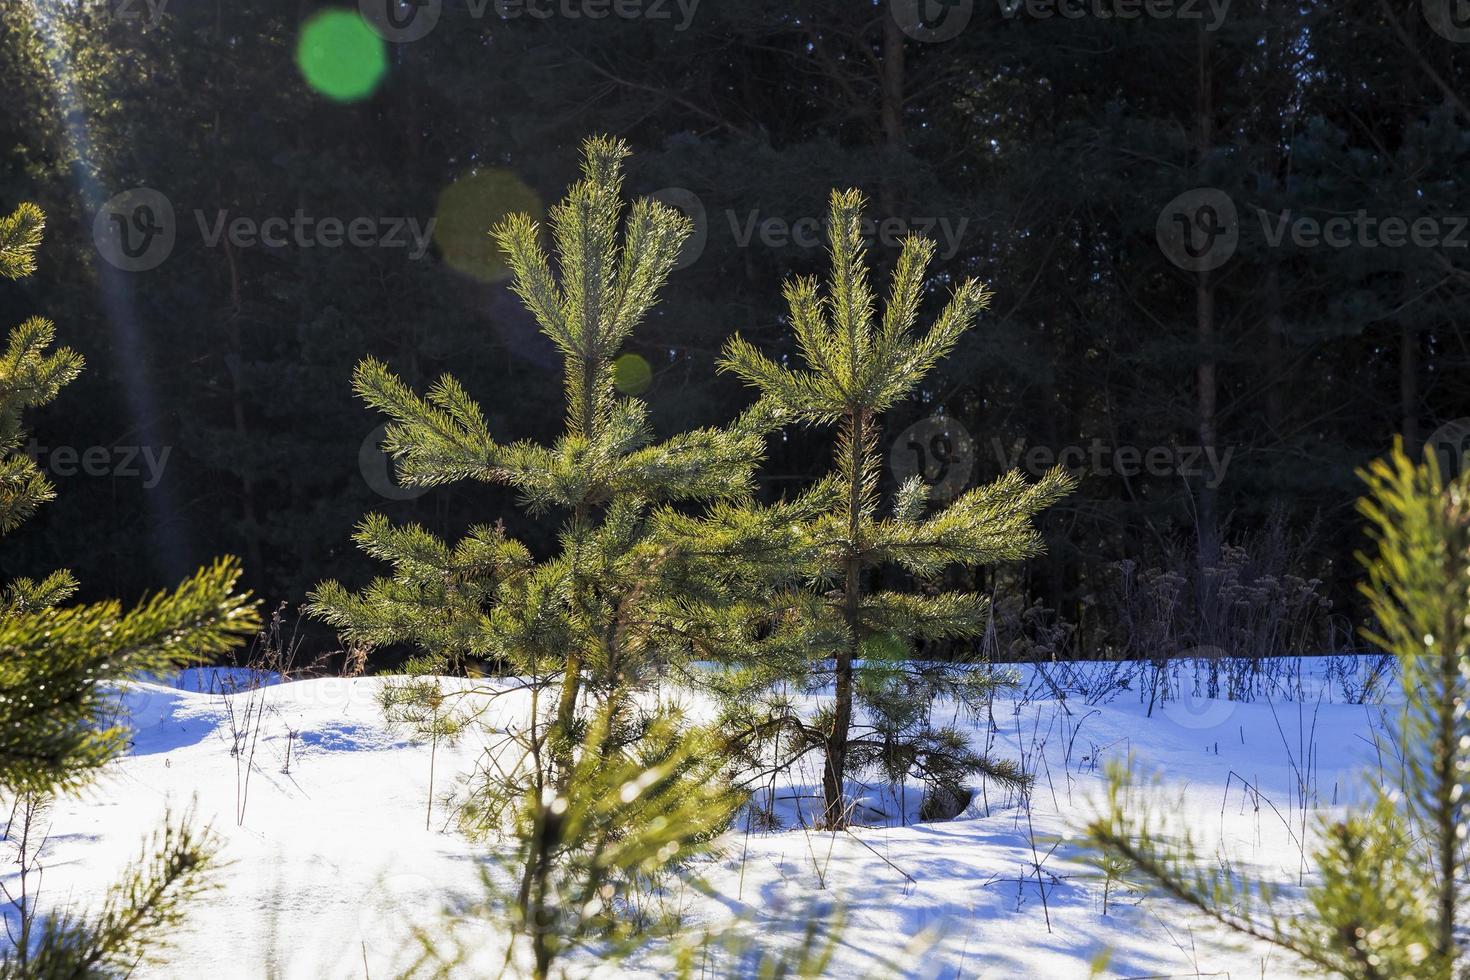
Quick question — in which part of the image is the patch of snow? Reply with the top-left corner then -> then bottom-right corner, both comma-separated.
14,659 -> 1398,978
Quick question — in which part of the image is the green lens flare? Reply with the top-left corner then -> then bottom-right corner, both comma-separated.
613,354 -> 653,396
297,11 -> 388,103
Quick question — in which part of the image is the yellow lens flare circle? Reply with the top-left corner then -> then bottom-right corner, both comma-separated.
612,354 -> 653,396
434,170 -> 541,283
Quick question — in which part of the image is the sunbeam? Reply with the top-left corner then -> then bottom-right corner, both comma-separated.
26,0 -> 191,582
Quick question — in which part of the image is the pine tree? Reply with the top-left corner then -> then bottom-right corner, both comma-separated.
309,137 -> 811,973
718,189 -> 1075,828
0,203 -> 259,974
309,134 -> 792,750
1087,440 -> 1469,979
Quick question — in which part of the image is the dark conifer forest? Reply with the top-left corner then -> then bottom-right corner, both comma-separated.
5,2 -> 1466,662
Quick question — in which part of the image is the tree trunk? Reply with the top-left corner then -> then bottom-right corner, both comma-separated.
1400,315 -> 1419,453
1263,257 -> 1285,438
880,12 -> 906,147
1196,273 -> 1219,568
221,235 -> 264,580
876,10 -> 907,231
823,644 -> 853,829
823,409 -> 866,829
1193,26 -> 1220,569
550,504 -> 591,781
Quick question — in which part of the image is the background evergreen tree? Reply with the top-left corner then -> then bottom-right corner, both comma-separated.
1087,441 -> 1470,978
719,189 -> 1074,828
0,202 -> 258,974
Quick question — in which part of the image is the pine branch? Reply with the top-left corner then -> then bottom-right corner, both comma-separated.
0,558 -> 259,795
0,203 -> 44,281
20,811 -> 220,978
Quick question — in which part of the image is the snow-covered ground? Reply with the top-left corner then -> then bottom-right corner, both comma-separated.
17,658 -> 1401,978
